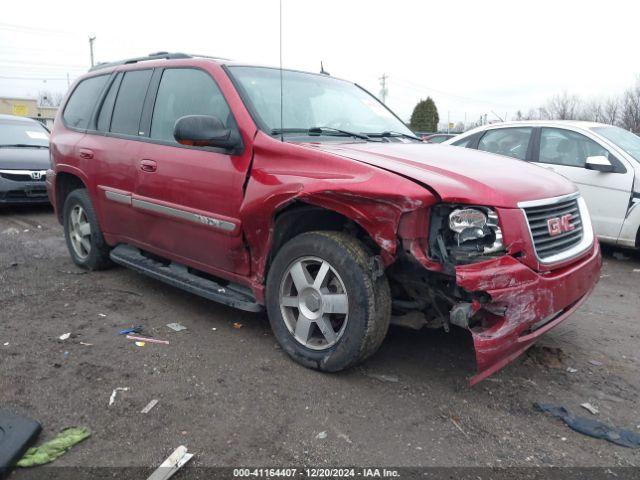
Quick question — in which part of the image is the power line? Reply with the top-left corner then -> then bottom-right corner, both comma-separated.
0,22 -> 78,36
0,58 -> 87,68
0,45 -> 84,56
395,78 -> 521,110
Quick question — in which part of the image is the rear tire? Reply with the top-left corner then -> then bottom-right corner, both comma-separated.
266,231 -> 391,372
63,189 -> 112,270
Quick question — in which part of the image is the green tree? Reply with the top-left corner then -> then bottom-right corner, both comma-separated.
410,97 -> 439,132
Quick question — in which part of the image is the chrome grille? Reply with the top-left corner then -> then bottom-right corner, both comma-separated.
523,197 -> 584,261
0,171 -> 46,182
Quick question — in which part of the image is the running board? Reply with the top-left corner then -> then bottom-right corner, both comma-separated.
109,244 -> 262,312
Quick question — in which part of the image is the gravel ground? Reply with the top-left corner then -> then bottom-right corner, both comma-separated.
1,205 -> 639,474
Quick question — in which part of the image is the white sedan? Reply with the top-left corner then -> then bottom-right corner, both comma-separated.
444,120 -> 640,250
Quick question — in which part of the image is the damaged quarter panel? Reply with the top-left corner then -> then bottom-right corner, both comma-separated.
240,132 -> 438,297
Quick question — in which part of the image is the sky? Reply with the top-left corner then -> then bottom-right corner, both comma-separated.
1,0 -> 639,125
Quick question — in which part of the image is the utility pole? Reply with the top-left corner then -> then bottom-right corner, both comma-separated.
88,36 -> 96,67
379,74 -> 388,104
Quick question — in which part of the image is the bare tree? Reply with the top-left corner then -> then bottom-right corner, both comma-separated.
545,91 -> 582,120
518,108 -> 542,121
620,79 -> 640,133
581,98 -> 605,122
38,91 -> 64,107
603,96 -> 620,125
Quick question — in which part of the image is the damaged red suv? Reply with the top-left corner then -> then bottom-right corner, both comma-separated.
47,53 -> 601,383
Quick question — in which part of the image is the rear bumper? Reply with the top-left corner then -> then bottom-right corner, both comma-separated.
455,242 -> 601,384
0,177 -> 50,204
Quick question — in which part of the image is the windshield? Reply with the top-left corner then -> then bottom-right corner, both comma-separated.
228,66 -> 414,138
0,119 -> 49,148
591,125 -> 640,163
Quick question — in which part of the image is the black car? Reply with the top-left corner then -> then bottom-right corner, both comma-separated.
0,114 -> 51,204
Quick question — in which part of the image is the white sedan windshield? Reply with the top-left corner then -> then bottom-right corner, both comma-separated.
229,66 -> 414,137
592,125 -> 640,163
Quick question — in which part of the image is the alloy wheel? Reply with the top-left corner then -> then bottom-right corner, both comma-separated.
68,204 -> 92,260
279,256 -> 349,350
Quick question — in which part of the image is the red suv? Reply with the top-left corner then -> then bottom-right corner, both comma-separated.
47,53 -> 601,383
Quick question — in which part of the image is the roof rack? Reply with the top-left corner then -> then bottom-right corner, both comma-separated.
89,52 -> 190,71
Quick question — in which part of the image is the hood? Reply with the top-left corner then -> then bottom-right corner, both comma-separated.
308,142 -> 576,208
0,147 -> 50,171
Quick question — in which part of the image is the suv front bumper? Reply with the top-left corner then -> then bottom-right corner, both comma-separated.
454,242 -> 601,384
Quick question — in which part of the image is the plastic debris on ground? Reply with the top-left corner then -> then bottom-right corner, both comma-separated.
98,313 -> 107,317
3,342 -> 8,346
535,402 -> 640,448
79,342 -> 93,346
135,341 -> 146,347
147,445 -> 193,480
233,322 -> 243,329
126,335 -> 169,345
316,431 -> 327,440
166,323 -> 187,332
366,373 -> 399,383
580,402 -> 599,415
589,359 -> 604,366
141,399 -> 159,414
58,333 -> 71,341
566,367 -> 578,373
119,325 -> 144,335
108,387 -> 129,407
17,427 -> 91,467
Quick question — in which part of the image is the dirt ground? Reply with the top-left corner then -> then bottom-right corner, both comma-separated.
1,205 -> 639,473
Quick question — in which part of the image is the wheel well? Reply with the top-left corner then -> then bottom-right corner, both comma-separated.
55,172 -> 86,222
267,203 -> 380,272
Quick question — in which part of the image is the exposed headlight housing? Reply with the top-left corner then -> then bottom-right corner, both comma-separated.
430,205 -> 504,264
449,208 -> 488,243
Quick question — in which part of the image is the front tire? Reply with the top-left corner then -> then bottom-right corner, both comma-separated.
266,231 -> 391,372
63,189 -> 112,270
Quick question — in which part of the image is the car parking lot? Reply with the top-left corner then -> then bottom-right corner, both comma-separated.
1,205 -> 639,471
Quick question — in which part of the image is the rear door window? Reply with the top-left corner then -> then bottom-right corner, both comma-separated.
150,68 -> 231,143
477,127 -> 533,160
110,69 -> 153,136
63,74 -> 109,129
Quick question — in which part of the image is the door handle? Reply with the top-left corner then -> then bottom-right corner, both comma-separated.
140,159 -> 157,173
79,148 -> 94,160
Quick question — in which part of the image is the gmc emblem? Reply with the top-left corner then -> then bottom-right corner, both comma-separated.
547,214 -> 574,236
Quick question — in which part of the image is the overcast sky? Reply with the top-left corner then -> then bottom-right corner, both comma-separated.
1,0 -> 639,124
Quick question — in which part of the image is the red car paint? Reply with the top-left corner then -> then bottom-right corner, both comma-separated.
47,57 -> 600,383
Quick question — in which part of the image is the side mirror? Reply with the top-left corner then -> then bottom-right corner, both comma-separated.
173,115 -> 239,150
585,155 -> 614,173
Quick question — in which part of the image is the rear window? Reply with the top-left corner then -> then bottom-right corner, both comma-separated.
63,74 -> 109,129
110,70 -> 152,136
